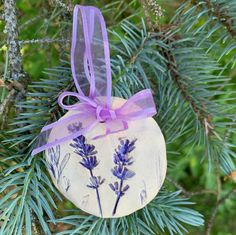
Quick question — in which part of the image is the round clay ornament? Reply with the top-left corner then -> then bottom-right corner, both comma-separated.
33,5 -> 167,219
45,97 -> 167,218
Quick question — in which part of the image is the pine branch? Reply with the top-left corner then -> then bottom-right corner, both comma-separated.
171,0 -> 236,173
175,0 -> 236,67
1,56 -> 205,233
54,190 -> 204,235
111,20 -> 166,97
2,1 -> 236,233
18,38 -> 70,45
139,0 -> 152,30
1,0 -> 31,127
205,187 -> 236,235
203,0 -> 236,39
141,2 -> 227,147
111,19 -> 235,175
52,0 -> 73,14
166,176 -> 218,197
3,0 -> 22,81
0,89 -> 16,118
157,29 -> 213,135
140,0 -> 163,30
0,157 -> 59,234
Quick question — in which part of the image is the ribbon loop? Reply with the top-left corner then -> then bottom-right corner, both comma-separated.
71,5 -> 112,106
58,92 -> 82,110
32,5 -> 157,156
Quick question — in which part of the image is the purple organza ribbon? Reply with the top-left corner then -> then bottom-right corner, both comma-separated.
32,5 -> 157,156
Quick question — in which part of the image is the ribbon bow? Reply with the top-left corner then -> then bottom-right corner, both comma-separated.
32,5 -> 156,156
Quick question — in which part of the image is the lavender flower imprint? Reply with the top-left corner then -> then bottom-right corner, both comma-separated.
47,145 -> 70,188
109,138 -> 137,216
63,176 -> 71,192
69,122 -> 104,217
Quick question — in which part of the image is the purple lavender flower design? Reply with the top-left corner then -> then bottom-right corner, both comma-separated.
68,122 -> 82,133
69,123 -> 104,217
109,138 -> 137,216
47,145 -> 71,188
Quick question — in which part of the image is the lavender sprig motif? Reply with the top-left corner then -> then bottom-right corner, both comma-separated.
69,122 -> 104,217
47,145 -> 71,188
109,138 -> 137,216
63,176 -> 71,192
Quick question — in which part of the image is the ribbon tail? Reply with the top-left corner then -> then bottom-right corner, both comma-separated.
41,113 -> 90,132
32,117 -> 99,156
116,89 -> 157,120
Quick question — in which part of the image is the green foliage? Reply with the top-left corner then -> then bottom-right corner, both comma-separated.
171,0 -> 236,169
0,54 -> 203,234
173,0 -> 236,71
1,0 -> 236,234
111,14 -> 236,174
54,191 -> 203,235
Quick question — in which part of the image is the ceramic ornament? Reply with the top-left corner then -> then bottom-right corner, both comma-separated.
32,5 -> 167,218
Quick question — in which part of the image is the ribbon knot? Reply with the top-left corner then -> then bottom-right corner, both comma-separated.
32,5 -> 157,156
96,105 -> 116,122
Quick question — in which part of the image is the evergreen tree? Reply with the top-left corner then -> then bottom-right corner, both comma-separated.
0,0 -> 235,234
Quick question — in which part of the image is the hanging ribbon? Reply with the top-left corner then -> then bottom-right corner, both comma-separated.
32,5 -> 157,156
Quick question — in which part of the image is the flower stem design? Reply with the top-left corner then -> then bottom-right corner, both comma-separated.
47,145 -> 70,183
109,138 -> 137,216
69,126 -> 104,217
47,145 -> 70,187
63,176 -> 71,192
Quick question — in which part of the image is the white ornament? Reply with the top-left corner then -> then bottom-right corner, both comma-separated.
45,97 -> 167,218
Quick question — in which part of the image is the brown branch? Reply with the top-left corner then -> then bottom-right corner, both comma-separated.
1,1 -> 31,127
204,0 -> 236,39
139,0 -> 219,140
166,176 -> 218,197
0,89 -> 16,127
167,173 -> 236,234
58,2 -> 72,60
2,1 -> 41,233
140,0 -> 217,138
3,0 -> 23,81
18,38 -> 70,45
205,187 -> 236,235
157,29 -> 212,131
52,0 -> 73,14
139,0 -> 163,31
139,0 -> 153,31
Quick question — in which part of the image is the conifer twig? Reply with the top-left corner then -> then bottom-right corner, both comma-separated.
3,0 -> 22,81
166,176 -> 217,197
205,187 -> 236,235
1,0 -> 30,125
18,38 -> 70,45
191,0 -> 236,38
52,0 -> 73,13
139,0 -> 152,31
2,1 -> 42,234
204,0 -> 236,38
139,0 -> 163,30
158,29 -> 213,132
0,89 -> 16,125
